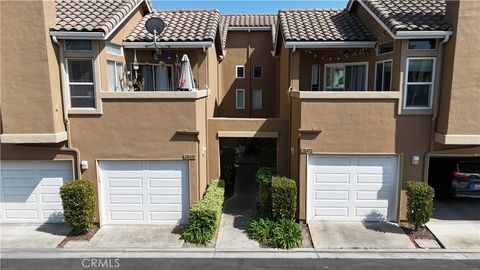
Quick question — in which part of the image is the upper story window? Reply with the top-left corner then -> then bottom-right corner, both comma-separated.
236,89 -> 245,109
65,40 -> 92,51
324,63 -> 368,91
253,66 -> 262,79
106,42 -> 123,56
404,57 -> 436,109
311,64 -> 320,91
253,89 -> 262,109
375,60 -> 392,91
133,64 -> 173,91
107,61 -> 124,92
236,65 -> 245,79
66,59 -> 95,108
408,39 -> 436,50
377,41 -> 394,55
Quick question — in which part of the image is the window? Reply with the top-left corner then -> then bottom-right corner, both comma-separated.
408,39 -> 436,50
236,65 -> 245,78
311,64 -> 320,91
65,40 -> 92,51
235,89 -> 245,109
404,58 -> 436,108
377,41 -> 394,55
107,61 -> 124,92
133,64 -> 173,91
253,66 -> 262,79
253,89 -> 262,109
324,63 -> 368,91
66,59 -> 95,108
106,42 -> 123,56
375,60 -> 392,91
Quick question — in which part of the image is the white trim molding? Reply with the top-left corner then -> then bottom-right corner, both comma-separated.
123,41 -> 214,49
100,90 -> 208,99
49,31 -> 105,40
217,131 -> 279,138
0,132 -> 68,144
289,90 -> 400,99
228,26 -> 271,31
434,133 -> 480,145
285,41 -> 376,49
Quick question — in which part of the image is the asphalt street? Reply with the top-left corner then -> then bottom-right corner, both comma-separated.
1,258 -> 479,270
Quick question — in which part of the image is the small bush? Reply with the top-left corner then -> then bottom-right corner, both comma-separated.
271,219 -> 303,250
181,179 -> 225,245
271,176 -> 297,221
256,167 -> 276,217
406,181 -> 435,230
247,218 -> 274,245
60,180 -> 95,234
255,167 -> 276,184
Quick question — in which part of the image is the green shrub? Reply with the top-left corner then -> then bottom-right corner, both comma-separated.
247,218 -> 274,245
181,179 -> 225,245
271,176 -> 297,221
255,167 -> 276,184
256,167 -> 276,218
60,180 -> 95,234
406,181 -> 435,230
271,219 -> 303,250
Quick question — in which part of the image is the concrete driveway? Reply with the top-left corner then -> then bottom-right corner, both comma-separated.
1,224 -> 71,249
309,221 -> 414,249
427,198 -> 480,249
64,225 -> 184,249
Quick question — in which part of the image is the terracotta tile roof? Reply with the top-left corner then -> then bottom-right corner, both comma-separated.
52,0 -> 143,33
219,14 -> 278,51
125,10 -> 220,42
359,0 -> 450,33
279,9 -> 375,42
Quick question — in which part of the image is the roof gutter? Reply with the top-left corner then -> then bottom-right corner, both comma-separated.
123,41 -> 214,49
49,31 -> 105,40
284,41 -> 376,49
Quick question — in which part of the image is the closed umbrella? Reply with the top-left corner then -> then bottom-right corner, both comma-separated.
177,54 -> 196,91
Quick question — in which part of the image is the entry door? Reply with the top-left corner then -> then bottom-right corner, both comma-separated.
307,155 -> 399,222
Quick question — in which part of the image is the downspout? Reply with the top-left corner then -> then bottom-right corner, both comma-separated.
248,28 -> 252,117
204,47 -> 209,184
52,35 -> 82,179
288,46 -> 296,177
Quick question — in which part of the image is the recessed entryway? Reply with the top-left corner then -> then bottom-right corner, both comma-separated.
0,160 -> 73,223
307,155 -> 399,222
98,160 -> 189,225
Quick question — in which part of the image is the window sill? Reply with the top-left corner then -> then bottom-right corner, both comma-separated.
68,108 -> 103,115
290,90 -> 401,99
99,90 -> 208,99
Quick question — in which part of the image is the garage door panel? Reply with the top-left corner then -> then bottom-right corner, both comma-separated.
100,161 -> 188,225
314,173 -> 350,184
315,190 -> 349,200
311,156 -> 351,166
356,191 -> 391,200
4,209 -> 39,220
355,208 -> 388,219
315,207 -> 349,217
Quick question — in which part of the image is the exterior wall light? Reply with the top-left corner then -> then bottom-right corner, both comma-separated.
412,155 -> 420,165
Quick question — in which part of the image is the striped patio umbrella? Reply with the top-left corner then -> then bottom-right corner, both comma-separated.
177,54 -> 196,91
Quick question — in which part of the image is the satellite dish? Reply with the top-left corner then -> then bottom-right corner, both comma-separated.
145,17 -> 166,35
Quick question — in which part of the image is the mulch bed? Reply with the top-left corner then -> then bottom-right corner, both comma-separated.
57,225 -> 100,248
300,223 -> 314,248
399,222 -> 444,248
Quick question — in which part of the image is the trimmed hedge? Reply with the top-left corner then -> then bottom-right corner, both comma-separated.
271,176 -> 297,221
256,167 -> 276,218
406,181 -> 435,230
60,180 -> 96,234
181,179 -> 225,245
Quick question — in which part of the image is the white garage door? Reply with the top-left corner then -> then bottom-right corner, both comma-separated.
307,155 -> 399,222
0,160 -> 73,223
99,160 -> 189,225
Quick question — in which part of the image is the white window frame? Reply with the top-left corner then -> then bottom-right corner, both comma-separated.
375,59 -> 393,91
311,64 -> 320,91
253,65 -> 263,79
64,40 -> 92,52
376,41 -> 394,56
65,58 -> 96,109
324,62 -> 369,91
105,42 -> 123,56
252,89 -> 262,109
407,39 -> 437,51
107,60 -> 124,92
403,57 -> 436,109
236,65 -> 245,79
132,63 -> 174,91
235,89 -> 245,109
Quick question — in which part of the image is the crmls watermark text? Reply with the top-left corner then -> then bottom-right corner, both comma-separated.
81,258 -> 120,268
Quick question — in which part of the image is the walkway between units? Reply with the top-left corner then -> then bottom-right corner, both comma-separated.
216,161 -> 260,249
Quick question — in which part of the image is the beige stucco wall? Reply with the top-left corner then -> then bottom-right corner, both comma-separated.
218,31 -> 277,118
0,1 -> 65,135
437,1 -> 480,136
